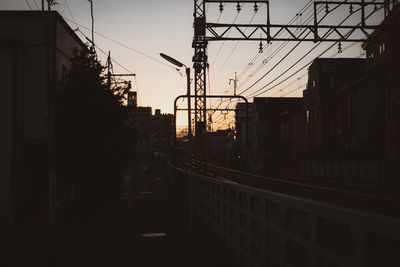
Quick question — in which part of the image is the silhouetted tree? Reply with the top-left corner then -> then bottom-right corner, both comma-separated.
55,49 -> 130,208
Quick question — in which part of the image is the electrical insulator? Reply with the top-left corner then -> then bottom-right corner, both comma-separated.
237,3 -> 241,12
338,42 -> 343,53
349,4 -> 353,14
254,3 -> 258,12
325,3 -> 329,13
219,2 -> 223,13
259,40 -> 263,53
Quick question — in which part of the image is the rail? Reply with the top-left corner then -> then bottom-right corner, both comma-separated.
168,161 -> 400,267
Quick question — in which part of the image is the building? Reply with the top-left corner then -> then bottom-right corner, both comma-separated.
301,4 -> 400,190
152,109 -> 174,157
234,102 -> 252,167
126,98 -> 174,185
208,129 -> 235,165
249,97 -> 303,176
303,58 -> 366,152
0,11 -> 87,227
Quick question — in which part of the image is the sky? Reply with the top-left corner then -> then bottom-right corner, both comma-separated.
1,0 -> 385,128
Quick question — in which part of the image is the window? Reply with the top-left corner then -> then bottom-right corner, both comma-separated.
306,109 -> 310,124
379,43 -> 387,54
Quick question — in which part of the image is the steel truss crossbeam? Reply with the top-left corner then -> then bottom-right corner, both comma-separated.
205,24 -> 380,42
205,1 -> 386,42
177,108 -> 237,111
193,1 -> 390,131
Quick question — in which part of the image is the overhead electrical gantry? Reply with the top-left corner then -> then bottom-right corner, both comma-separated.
192,0 -> 392,133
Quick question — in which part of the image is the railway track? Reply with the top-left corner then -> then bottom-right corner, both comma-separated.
172,145 -> 400,218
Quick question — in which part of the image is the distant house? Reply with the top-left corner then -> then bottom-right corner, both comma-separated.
208,129 -> 235,165
0,11 -> 87,227
234,102 -> 252,166
152,109 -> 174,157
249,97 -> 303,176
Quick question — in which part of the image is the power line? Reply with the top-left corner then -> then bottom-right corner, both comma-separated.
236,1 -> 351,94
210,4 -> 243,68
281,83 -> 307,97
235,0 -> 314,82
238,1 -> 351,96
237,4 -> 328,95
76,28 -> 134,75
213,2 -> 321,106
212,3 -> 262,85
24,0 -> 33,10
32,0 -> 39,10
62,17 -> 176,71
64,0 -> 77,26
232,2 -> 320,94
246,2 -> 380,99
263,41 -> 365,98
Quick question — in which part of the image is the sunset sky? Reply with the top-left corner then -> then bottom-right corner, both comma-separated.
2,0 -> 384,127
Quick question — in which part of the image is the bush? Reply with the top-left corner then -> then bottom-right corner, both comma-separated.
55,49 -> 131,207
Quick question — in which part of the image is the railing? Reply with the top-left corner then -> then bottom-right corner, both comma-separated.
168,162 -> 400,267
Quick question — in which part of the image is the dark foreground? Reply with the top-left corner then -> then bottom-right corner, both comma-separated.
1,173 -> 240,267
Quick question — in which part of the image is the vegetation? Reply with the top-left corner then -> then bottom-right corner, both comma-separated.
55,49 -> 131,207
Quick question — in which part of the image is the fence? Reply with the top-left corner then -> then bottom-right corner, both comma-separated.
168,162 -> 400,267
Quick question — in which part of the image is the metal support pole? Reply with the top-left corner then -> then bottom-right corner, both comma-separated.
229,72 -> 237,96
107,51 -> 111,90
187,68 -> 193,232
361,0 -> 366,27
187,68 -> 192,138
313,2 -> 318,43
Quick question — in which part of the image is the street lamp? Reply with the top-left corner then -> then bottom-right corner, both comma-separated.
160,53 -> 193,232
160,53 -> 192,138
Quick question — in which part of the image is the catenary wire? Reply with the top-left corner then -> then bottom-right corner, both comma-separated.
62,17 -> 177,71
247,2 -> 381,99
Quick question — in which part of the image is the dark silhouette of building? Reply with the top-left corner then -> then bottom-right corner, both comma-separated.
152,109 -> 174,157
0,11 -> 86,227
249,97 -> 303,176
208,129 -> 235,165
303,58 -> 366,152
301,6 -> 400,191
234,102 -> 253,167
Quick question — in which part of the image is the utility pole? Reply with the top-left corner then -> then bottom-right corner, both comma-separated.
229,72 -> 238,96
107,51 -> 111,90
105,51 -> 136,90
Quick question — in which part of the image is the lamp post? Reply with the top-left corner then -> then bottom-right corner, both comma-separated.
160,53 -> 193,231
160,53 -> 191,139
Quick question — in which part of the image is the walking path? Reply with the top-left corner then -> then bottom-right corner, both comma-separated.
2,173 -> 240,267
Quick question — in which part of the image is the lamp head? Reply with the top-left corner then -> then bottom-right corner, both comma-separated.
160,53 -> 184,68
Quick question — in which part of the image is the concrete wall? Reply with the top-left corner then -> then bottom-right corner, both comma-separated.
0,48 -> 14,223
170,164 -> 400,267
